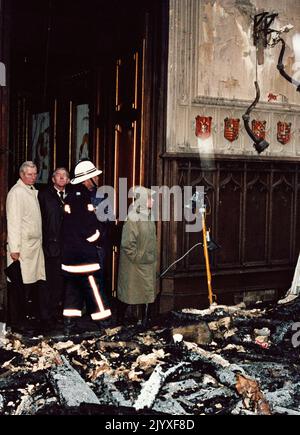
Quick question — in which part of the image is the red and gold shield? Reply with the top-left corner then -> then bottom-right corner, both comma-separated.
277,121 -> 291,145
195,116 -> 212,139
252,120 -> 266,140
224,118 -> 240,142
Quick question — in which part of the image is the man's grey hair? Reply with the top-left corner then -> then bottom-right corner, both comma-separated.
19,161 -> 37,175
52,167 -> 70,178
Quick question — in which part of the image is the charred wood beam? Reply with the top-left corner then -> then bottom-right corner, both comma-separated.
0,394 -> 3,413
183,341 -> 254,389
221,349 -> 299,365
184,342 -> 231,369
232,318 -> 282,328
272,406 -> 300,415
0,371 -> 46,390
134,362 -> 190,411
97,373 -> 132,408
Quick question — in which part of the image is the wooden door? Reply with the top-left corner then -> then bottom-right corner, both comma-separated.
112,44 -> 146,296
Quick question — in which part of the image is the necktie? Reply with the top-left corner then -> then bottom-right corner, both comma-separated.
59,191 -> 64,203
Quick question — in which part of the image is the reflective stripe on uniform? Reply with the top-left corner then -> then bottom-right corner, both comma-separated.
88,275 -> 111,320
63,309 -> 82,317
91,310 -> 111,320
86,229 -> 100,243
62,263 -> 100,274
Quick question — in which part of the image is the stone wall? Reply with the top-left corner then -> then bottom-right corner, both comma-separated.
167,0 -> 300,158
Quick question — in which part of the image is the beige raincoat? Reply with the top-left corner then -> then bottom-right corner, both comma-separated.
117,187 -> 157,305
6,179 -> 46,284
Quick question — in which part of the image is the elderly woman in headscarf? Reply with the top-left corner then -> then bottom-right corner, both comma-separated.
117,186 -> 157,328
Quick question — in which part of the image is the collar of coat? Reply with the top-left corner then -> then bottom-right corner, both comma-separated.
17,178 -> 36,191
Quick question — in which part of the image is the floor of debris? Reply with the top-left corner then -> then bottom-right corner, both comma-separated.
1,298 -> 300,415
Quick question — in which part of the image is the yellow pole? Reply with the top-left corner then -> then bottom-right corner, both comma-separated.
201,210 -> 214,306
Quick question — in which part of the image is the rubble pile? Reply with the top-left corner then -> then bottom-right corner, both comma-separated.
0,298 -> 300,415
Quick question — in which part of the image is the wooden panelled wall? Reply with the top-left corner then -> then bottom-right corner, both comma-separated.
0,0 -> 9,313
160,154 -> 300,311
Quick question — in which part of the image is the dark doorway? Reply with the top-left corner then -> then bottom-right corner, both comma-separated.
1,0 -> 168,310
8,0 -> 168,185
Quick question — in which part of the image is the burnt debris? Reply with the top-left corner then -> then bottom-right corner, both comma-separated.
0,298 -> 300,415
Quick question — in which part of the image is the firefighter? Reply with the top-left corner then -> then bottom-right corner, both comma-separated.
61,160 -> 112,334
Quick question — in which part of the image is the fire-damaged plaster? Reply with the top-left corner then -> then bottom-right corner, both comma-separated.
167,0 -> 300,156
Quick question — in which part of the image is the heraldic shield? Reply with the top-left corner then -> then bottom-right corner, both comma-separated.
251,120 -> 266,141
224,118 -> 240,142
277,121 -> 291,145
195,116 -> 212,139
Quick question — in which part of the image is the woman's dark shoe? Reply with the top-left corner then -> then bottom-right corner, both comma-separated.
116,300 -> 128,326
141,304 -> 151,329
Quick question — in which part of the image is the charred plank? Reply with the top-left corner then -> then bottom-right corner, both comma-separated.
48,355 -> 100,407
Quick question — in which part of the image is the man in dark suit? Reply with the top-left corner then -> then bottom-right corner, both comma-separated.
38,167 -> 71,328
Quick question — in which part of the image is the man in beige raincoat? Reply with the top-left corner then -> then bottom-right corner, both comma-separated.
117,186 -> 157,328
6,161 -> 47,332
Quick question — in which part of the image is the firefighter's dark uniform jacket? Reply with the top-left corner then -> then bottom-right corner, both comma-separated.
62,186 -> 100,269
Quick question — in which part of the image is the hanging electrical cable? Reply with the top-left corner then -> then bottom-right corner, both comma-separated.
242,81 -> 270,154
244,12 -> 297,154
159,242 -> 203,279
274,36 -> 300,92
242,21 -> 270,155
